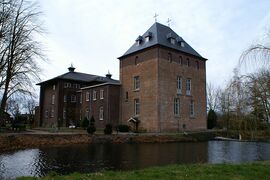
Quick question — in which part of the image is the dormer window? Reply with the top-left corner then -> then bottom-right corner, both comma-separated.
170,38 -> 175,44
145,32 -> 152,42
136,36 -> 143,46
180,41 -> 185,47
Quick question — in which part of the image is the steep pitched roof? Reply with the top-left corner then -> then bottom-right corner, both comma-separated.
119,22 -> 206,60
37,70 -> 119,85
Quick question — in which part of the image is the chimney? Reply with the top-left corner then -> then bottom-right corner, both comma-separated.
68,64 -> 75,72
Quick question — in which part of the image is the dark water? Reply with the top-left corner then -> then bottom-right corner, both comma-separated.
0,141 -> 270,179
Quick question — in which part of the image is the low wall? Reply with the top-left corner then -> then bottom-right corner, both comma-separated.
0,132 -> 217,153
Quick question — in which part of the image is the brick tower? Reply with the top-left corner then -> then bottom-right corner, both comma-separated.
118,22 -> 207,132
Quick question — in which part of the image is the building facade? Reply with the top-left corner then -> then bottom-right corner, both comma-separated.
37,22 -> 207,132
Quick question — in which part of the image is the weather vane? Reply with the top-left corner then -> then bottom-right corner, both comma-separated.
153,13 -> 159,22
167,18 -> 171,27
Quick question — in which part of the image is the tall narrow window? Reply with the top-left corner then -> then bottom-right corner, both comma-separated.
196,61 -> 199,70
79,110 -> 82,120
64,95 -> 67,102
52,94 -> 55,104
177,76 -> 182,94
53,85 -> 56,90
71,95 -> 76,102
179,56 -> 183,65
168,53 -> 172,63
63,108 -> 66,119
134,76 -> 140,91
134,99 -> 140,116
190,100 -> 195,117
80,94 -> 82,103
186,79 -> 191,95
51,108 -> 54,118
45,110 -> 49,118
85,108 -> 90,120
135,56 -> 139,65
187,58 -> 190,67
125,92 -> 129,101
99,106 -> 104,120
93,90 -> 97,100
174,98 -> 180,116
86,92 -> 90,101
100,89 -> 104,99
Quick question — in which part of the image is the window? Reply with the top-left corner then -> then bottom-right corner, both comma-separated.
86,92 -> 90,101
145,36 -> 150,42
64,95 -> 67,102
186,79 -> 191,95
168,53 -> 172,62
196,61 -> 199,70
51,108 -> 54,118
52,94 -> 55,104
177,76 -> 182,94
64,83 -> 71,88
180,41 -> 185,47
134,99 -> 140,116
174,98 -> 180,116
71,95 -> 76,102
187,58 -> 190,67
45,110 -> 49,118
134,76 -> 140,91
179,56 -> 183,65
63,108 -> 66,119
125,92 -> 129,101
80,94 -> 82,104
135,56 -> 139,65
85,108 -> 90,120
79,110 -> 82,120
190,100 -> 195,117
53,85 -> 56,90
170,38 -> 175,44
93,90 -> 97,100
100,89 -> 104,99
99,106 -> 104,120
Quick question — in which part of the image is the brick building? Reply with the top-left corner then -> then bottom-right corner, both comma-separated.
37,22 -> 207,132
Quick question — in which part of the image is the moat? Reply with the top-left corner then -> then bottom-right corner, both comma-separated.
0,141 -> 270,179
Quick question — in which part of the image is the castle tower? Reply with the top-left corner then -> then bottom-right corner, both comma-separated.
118,22 -> 207,132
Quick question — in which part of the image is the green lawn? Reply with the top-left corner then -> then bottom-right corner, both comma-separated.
18,161 -> 270,180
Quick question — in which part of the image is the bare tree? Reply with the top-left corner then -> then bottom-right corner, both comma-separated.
240,29 -> 270,68
206,82 -> 221,112
0,0 -> 44,116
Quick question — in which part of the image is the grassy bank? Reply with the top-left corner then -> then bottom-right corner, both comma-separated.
18,161 -> 270,180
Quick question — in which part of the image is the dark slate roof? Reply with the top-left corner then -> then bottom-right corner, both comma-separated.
119,22 -> 206,60
37,70 -> 119,85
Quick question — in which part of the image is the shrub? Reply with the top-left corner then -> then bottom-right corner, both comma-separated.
104,124 -> 113,134
207,109 -> 217,129
117,124 -> 129,132
87,116 -> 96,134
81,117 -> 89,129
87,126 -> 96,134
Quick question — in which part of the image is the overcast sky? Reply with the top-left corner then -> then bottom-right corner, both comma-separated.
38,0 -> 270,87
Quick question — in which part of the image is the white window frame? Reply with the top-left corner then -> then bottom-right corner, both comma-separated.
71,95 -> 76,102
52,94 -> 55,104
51,108 -> 54,118
80,93 -> 82,104
99,106 -> 104,120
63,108 -> 66,120
174,98 -> 180,116
100,89 -> 104,99
134,76 -> 140,91
86,92 -> 90,101
177,76 -> 182,94
190,100 -> 195,117
93,90 -> 97,101
134,99 -> 140,116
53,85 -> 56,90
186,79 -> 191,95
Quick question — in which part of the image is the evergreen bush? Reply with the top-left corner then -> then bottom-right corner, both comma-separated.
117,124 -> 130,132
104,124 -> 113,134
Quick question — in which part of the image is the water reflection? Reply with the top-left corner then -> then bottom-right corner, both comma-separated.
0,141 -> 269,179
